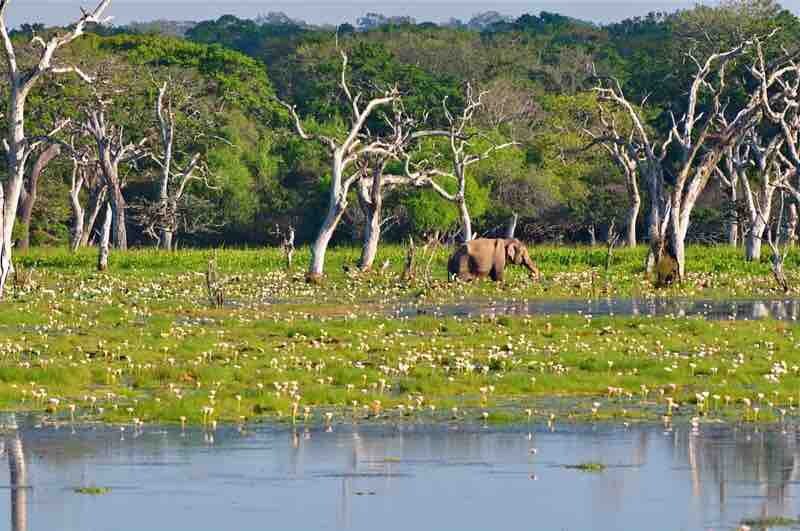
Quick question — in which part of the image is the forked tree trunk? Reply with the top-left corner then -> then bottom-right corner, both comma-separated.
588,224 -> 597,247
97,203 -> 112,271
745,218 -> 767,261
81,185 -> 107,247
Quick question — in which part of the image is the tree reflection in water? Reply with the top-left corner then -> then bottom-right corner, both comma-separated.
677,426 -> 799,523
6,434 -> 27,531
3,421 -> 800,530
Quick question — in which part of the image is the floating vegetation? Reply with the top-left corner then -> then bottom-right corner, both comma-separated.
73,487 -> 111,495
739,516 -> 800,528
563,462 -> 607,473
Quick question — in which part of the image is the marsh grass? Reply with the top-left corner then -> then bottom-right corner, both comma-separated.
2,245 -> 800,426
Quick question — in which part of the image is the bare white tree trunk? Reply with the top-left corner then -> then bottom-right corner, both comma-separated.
97,202 -> 112,271
0,0 -> 112,298
746,218 -> 767,261
68,161 -> 85,252
0,95 -> 27,296
728,192 -> 739,247
595,39 -> 764,281
458,197 -> 473,242
505,212 -> 518,239
278,53 -> 399,282
627,197 -> 640,247
360,207 -> 381,270
358,169 -> 383,271
150,82 -> 206,250
309,202 -> 346,279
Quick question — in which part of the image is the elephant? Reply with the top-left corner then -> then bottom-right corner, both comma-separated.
448,238 -> 540,282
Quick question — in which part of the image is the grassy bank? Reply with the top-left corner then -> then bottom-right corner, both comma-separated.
12,243 -> 800,302
0,244 -> 798,426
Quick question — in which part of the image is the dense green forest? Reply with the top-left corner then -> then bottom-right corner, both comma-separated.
8,1 -> 800,259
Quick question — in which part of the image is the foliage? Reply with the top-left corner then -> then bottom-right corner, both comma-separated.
15,3 -> 800,247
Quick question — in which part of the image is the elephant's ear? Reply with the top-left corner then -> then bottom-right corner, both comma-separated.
506,241 -> 518,262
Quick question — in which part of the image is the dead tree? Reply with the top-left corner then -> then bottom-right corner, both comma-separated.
17,144 -> 61,250
438,85 -> 515,242
583,104 -> 641,247
765,192 -> 790,292
737,131 -> 785,261
149,80 -> 209,251
354,102 -> 449,271
753,39 -> 800,246
97,202 -> 112,271
273,224 -> 296,270
505,213 -> 519,239
402,85 -> 516,243
68,159 -> 107,251
82,105 -> 147,250
593,39 -> 764,282
0,0 -> 112,297
401,235 -> 416,281
715,143 -> 742,247
65,139 -> 98,251
278,51 -> 399,282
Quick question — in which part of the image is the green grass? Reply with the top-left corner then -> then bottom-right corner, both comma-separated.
1,244 -> 799,426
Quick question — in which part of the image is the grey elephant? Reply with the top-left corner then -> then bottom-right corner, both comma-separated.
448,238 -> 540,281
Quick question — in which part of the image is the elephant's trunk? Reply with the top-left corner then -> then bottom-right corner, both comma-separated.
523,255 -> 540,279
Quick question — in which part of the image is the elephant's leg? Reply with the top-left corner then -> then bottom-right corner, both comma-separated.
490,268 -> 504,282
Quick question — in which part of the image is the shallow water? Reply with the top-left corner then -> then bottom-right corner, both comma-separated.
3,419 -> 800,531
394,298 -> 800,321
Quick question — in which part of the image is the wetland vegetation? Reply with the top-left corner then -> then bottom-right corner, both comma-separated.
3,245 -> 800,428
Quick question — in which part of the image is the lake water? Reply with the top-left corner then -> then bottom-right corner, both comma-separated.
2,417 -> 800,531
394,298 -> 800,321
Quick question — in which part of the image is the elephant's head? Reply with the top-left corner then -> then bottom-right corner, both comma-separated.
505,239 -> 540,279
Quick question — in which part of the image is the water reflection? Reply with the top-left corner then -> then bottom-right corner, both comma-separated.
396,298 -> 800,321
3,421 -> 800,530
2,428 -> 27,531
